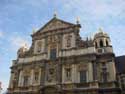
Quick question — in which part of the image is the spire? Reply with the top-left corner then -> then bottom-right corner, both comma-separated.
76,16 -> 80,24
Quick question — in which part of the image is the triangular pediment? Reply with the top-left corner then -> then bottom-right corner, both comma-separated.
37,17 -> 76,33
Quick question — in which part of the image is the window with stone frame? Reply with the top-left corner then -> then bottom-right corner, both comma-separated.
65,68 -> 71,81
50,48 -> 56,60
36,41 -> 42,53
23,76 -> 29,86
78,64 -> 87,83
101,63 -> 108,82
80,70 -> 87,83
66,35 -> 72,47
34,72 -> 39,83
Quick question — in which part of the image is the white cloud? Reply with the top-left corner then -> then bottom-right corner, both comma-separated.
0,31 -> 4,38
61,0 -> 125,20
10,36 -> 30,50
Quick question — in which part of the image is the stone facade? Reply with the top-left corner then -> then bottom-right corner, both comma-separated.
7,16 -> 121,94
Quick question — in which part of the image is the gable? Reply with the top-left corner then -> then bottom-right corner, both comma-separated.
36,17 -> 76,33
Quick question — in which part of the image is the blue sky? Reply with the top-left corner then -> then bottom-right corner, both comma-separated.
0,0 -> 125,92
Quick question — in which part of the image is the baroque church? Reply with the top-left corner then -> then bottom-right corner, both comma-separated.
7,14 -> 125,94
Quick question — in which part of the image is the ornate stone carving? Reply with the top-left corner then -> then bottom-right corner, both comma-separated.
46,62 -> 57,82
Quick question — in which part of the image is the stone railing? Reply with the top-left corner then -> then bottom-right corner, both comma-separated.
58,47 -> 96,57
96,46 -> 113,54
18,54 -> 47,63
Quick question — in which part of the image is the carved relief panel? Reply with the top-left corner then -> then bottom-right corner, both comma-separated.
34,39 -> 45,54
45,62 -> 58,83
42,20 -> 70,32
62,33 -> 76,49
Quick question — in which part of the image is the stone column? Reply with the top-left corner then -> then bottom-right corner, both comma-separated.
9,71 -> 14,88
30,69 -> 34,85
92,61 -> 98,81
38,68 -> 41,85
108,61 -> 116,81
62,66 -> 65,83
97,40 -> 100,48
40,67 -> 44,86
72,64 -> 77,83
18,70 -> 23,87
103,38 -> 106,46
88,62 -> 93,82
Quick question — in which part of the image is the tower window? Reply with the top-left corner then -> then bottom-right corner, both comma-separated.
106,40 -> 109,46
80,70 -> 87,83
95,42 -> 98,48
50,49 -> 56,60
100,40 -> 103,47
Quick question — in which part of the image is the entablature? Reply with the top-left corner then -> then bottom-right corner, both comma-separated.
17,47 -> 96,64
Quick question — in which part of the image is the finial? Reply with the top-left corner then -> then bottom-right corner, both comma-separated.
24,43 -> 27,48
23,43 -> 29,50
76,16 -> 80,24
32,27 -> 36,34
54,11 -> 57,18
98,27 -> 103,33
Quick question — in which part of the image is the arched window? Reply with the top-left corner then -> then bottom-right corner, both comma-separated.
95,42 -> 98,48
106,40 -> 109,46
100,40 -> 103,47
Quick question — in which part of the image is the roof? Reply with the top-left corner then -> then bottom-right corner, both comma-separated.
115,55 -> 125,74
94,28 -> 109,39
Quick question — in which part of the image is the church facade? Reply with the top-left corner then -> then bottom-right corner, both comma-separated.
7,16 -> 121,94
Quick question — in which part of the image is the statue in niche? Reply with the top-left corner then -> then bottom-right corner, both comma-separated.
66,34 -> 72,47
46,63 -> 57,82
37,41 -> 42,53
47,68 -> 56,82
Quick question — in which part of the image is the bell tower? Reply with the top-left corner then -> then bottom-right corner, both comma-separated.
93,28 -> 112,54
93,28 -> 116,84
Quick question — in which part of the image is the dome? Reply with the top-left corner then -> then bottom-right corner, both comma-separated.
94,28 -> 109,39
